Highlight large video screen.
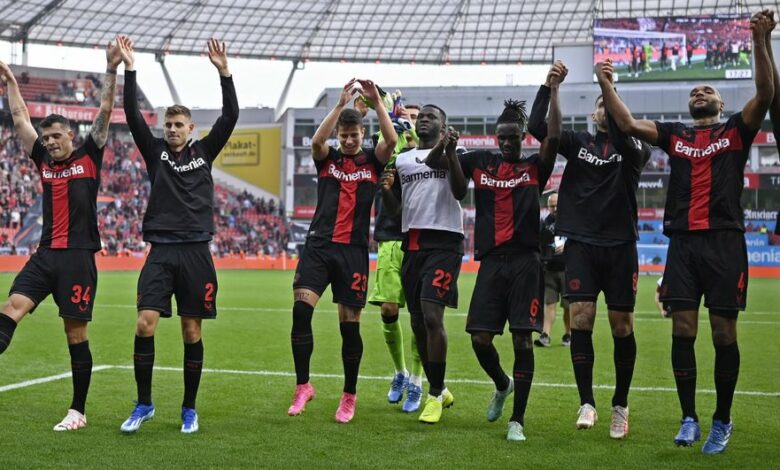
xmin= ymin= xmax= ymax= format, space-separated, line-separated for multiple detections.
xmin=593 ymin=15 xmax=752 ymax=82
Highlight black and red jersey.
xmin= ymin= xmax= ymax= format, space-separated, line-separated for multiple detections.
xmin=124 ymin=70 xmax=239 ymax=242
xmin=655 ymin=113 xmax=756 ymax=235
xmin=308 ymin=147 xmax=383 ymax=246
xmin=458 ymin=151 xmax=552 ymax=260
xmin=31 ymin=135 xmax=103 ymax=251
xmin=528 ymin=85 xmax=652 ymax=244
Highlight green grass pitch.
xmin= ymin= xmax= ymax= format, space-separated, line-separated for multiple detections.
xmin=0 ymin=270 xmax=778 ymax=468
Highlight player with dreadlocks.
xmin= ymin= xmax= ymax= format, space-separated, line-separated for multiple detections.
xmin=424 ymin=86 xmax=562 ymax=440
xmin=528 ymin=60 xmax=652 ymax=439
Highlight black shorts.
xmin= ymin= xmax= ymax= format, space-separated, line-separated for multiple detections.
xmin=293 ymin=238 xmax=369 ymax=308
xmin=564 ymin=239 xmax=638 ymax=311
xmin=401 ymin=249 xmax=462 ymax=313
xmin=10 ymin=248 xmax=97 ymax=321
xmin=137 ymin=242 xmax=218 ymax=318
xmin=660 ymin=230 xmax=747 ymax=312
xmin=466 ymin=253 xmax=543 ymax=334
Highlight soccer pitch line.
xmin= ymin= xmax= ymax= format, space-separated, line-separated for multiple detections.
xmin=2 ymin=364 xmax=778 ymax=398
xmin=0 ymin=365 xmax=113 ymax=393
xmin=98 ymin=304 xmax=780 ymax=324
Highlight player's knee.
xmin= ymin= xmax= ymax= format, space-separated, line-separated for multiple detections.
xmin=181 ymin=319 xmax=201 ymax=344
xmin=292 ymin=301 xmax=314 ymax=334
xmin=64 ymin=324 xmax=88 ymax=344
xmin=422 ymin=312 xmax=443 ymax=332
xmin=571 ymin=312 xmax=594 ymax=331
xmin=609 ymin=316 xmax=633 ymax=337
xmin=512 ymin=332 xmax=533 ymax=351
xmin=470 ymin=332 xmax=493 ymax=351
xmin=2 ymin=296 xmax=31 ymax=319
xmin=380 ymin=303 xmax=398 ymax=318
xmin=135 ymin=313 xmax=157 ymax=336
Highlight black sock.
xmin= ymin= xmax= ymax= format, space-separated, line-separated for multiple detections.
xmin=291 ymin=301 xmax=314 ymax=385
xmin=472 ymin=341 xmax=509 ymax=391
xmin=671 ymin=335 xmax=698 ymax=421
xmin=0 ymin=313 xmax=17 ymax=354
xmin=134 ymin=335 xmax=155 ymax=405
xmin=339 ymin=321 xmax=363 ymax=394
xmin=68 ymin=341 xmax=92 ymax=414
xmin=182 ymin=340 xmax=204 ymax=409
xmin=570 ymin=329 xmax=595 ymax=406
xmin=381 ymin=314 xmax=399 ymax=324
xmin=510 ymin=347 xmax=534 ymax=425
xmin=713 ymin=342 xmax=739 ymax=424
xmin=612 ymin=333 xmax=636 ymax=408
xmin=427 ymin=362 xmax=446 ymax=396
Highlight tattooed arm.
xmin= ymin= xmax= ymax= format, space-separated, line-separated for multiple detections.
xmin=0 ymin=61 xmax=38 ymax=155
xmin=90 ymin=37 xmax=123 ymax=149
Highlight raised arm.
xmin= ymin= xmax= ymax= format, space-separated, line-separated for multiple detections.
xmin=539 ymin=72 xmax=562 ymax=174
xmin=528 ymin=61 xmax=567 ymax=141
xmin=422 ymin=128 xmax=450 ymax=170
xmin=118 ymin=36 xmax=156 ymax=153
xmin=596 ymin=60 xmax=659 ymax=145
xmin=199 ymin=38 xmax=240 ymax=158
xmin=443 ymin=128 xmax=467 ymax=200
xmin=358 ymin=79 xmax=398 ymax=165
xmin=767 ymin=16 xmax=780 ymax=133
xmin=741 ymin=11 xmax=776 ymax=131
xmin=0 ymin=61 xmax=38 ymax=155
xmin=311 ymin=79 xmax=358 ymax=160
xmin=89 ymin=38 xmax=122 ymax=149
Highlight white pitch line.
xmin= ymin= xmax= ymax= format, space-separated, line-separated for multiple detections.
xmin=0 ymin=365 xmax=113 ymax=393
xmin=108 ymin=364 xmax=780 ymax=397
xmin=96 ymin=304 xmax=779 ymax=324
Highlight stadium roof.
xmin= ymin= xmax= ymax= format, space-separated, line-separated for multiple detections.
xmin=0 ymin=0 xmax=769 ymax=65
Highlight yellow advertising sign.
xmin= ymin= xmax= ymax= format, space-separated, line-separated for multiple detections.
xmin=203 ymin=127 xmax=282 ymax=196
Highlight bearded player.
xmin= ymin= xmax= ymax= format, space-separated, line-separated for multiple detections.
xmin=597 ymin=10 xmax=775 ymax=453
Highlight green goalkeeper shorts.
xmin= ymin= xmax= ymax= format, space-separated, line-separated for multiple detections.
xmin=368 ymin=240 xmax=405 ymax=307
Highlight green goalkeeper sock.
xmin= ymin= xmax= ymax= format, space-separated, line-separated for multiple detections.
xmin=382 ymin=315 xmax=406 ymax=373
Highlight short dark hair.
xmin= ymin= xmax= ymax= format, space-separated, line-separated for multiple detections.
xmin=39 ymin=114 xmax=72 ymax=130
xmin=595 ymin=94 xmax=604 ymax=106
xmin=404 ymin=104 xmax=420 ymax=110
xmin=421 ymin=104 xmax=446 ymax=124
xmin=165 ymin=104 xmax=192 ymax=119
xmin=337 ymin=108 xmax=364 ymax=129
xmin=496 ymin=99 xmax=528 ymax=129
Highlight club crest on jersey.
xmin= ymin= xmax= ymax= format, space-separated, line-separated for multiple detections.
xmin=160 ymin=151 xmax=207 ymax=173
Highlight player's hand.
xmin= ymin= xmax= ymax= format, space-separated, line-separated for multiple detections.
xmin=337 ymin=79 xmax=359 ymax=107
xmin=380 ymin=168 xmax=396 ymax=191
xmin=357 ymin=79 xmax=382 ymax=106
xmin=0 ymin=60 xmax=16 ymax=84
xmin=445 ymin=126 xmax=459 ymax=152
xmin=548 ymin=60 xmax=568 ymax=87
xmin=595 ymin=60 xmax=614 ymax=84
xmin=106 ymin=37 xmax=123 ymax=71
xmin=751 ymin=11 xmax=774 ymax=37
xmin=554 ymin=245 xmax=564 ymax=254
xmin=207 ymin=38 xmax=230 ymax=76
xmin=117 ymin=36 xmax=135 ymax=70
